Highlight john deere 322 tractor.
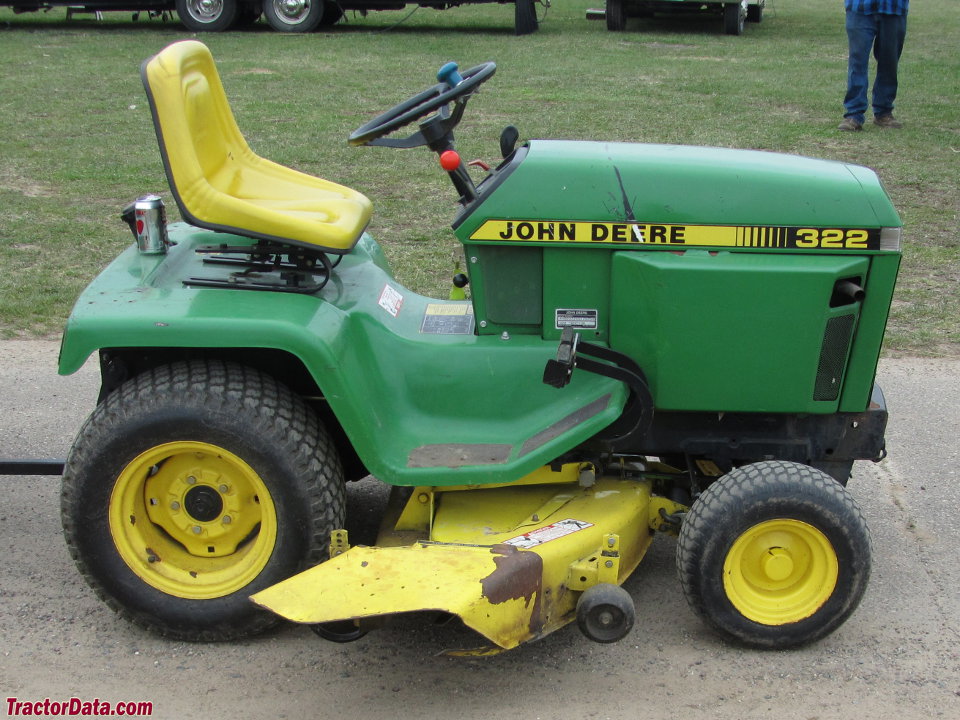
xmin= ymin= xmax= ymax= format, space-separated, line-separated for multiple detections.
xmin=57 ymin=41 xmax=900 ymax=652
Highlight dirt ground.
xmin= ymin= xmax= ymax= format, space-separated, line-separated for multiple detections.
xmin=1 ymin=341 xmax=958 ymax=720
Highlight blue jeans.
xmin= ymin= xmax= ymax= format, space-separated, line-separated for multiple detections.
xmin=843 ymin=11 xmax=908 ymax=123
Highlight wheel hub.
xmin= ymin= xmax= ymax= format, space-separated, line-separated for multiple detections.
xmin=184 ymin=484 xmax=224 ymax=522
xmin=275 ymin=0 xmax=309 ymax=21
xmin=723 ymin=519 xmax=838 ymax=625
xmin=191 ymin=0 xmax=223 ymax=20
xmin=109 ymin=441 xmax=278 ymax=599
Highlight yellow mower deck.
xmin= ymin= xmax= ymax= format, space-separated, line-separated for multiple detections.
xmin=251 ymin=464 xmax=685 ymax=650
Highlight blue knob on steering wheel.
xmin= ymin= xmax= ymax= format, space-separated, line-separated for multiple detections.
xmin=437 ymin=62 xmax=464 ymax=89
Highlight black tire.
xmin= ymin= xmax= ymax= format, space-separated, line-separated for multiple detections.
xmin=605 ymin=0 xmax=627 ymax=32
xmin=234 ymin=2 xmax=262 ymax=26
xmin=676 ymin=461 xmax=871 ymax=648
xmin=176 ymin=0 xmax=238 ymax=31
xmin=746 ymin=2 xmax=762 ymax=22
xmin=514 ymin=0 xmax=537 ymax=36
xmin=722 ymin=2 xmax=745 ymax=35
xmin=576 ymin=583 xmax=635 ymax=643
xmin=61 ymin=360 xmax=345 ymax=641
xmin=319 ymin=0 xmax=343 ymax=26
xmin=262 ymin=0 xmax=325 ymax=32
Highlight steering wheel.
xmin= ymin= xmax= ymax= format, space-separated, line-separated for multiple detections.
xmin=348 ymin=62 xmax=497 ymax=147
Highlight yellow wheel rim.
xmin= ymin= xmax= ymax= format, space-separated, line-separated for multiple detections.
xmin=723 ymin=519 xmax=838 ymax=625
xmin=109 ymin=441 xmax=277 ymax=600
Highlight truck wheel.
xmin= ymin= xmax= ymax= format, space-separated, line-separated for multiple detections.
xmin=723 ymin=2 xmax=745 ymax=35
xmin=176 ymin=0 xmax=238 ymax=31
xmin=61 ymin=360 xmax=344 ymax=641
xmin=262 ymin=0 xmax=325 ymax=32
xmin=676 ymin=461 xmax=871 ymax=648
xmin=605 ymin=0 xmax=627 ymax=31
xmin=514 ymin=0 xmax=538 ymax=35
xmin=746 ymin=2 xmax=762 ymax=22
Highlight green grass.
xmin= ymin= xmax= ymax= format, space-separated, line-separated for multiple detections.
xmin=1 ymin=0 xmax=957 ymax=354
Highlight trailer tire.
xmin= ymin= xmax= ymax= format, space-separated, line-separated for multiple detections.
xmin=723 ymin=2 xmax=745 ymax=35
xmin=176 ymin=0 xmax=238 ymax=31
xmin=61 ymin=360 xmax=344 ymax=641
xmin=514 ymin=0 xmax=538 ymax=35
xmin=676 ymin=461 xmax=871 ymax=648
xmin=606 ymin=0 xmax=627 ymax=31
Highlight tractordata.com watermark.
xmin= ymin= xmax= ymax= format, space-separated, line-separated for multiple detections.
xmin=6 ymin=697 xmax=153 ymax=716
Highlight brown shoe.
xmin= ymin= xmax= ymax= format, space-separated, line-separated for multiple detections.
xmin=838 ymin=117 xmax=863 ymax=132
xmin=873 ymin=114 xmax=903 ymax=129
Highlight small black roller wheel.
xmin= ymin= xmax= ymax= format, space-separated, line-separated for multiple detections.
xmin=677 ymin=461 xmax=871 ymax=648
xmin=310 ymin=620 xmax=367 ymax=643
xmin=576 ymin=583 xmax=636 ymax=643
xmin=61 ymin=360 xmax=345 ymax=641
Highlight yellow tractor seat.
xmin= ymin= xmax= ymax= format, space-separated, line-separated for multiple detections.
xmin=141 ymin=40 xmax=372 ymax=255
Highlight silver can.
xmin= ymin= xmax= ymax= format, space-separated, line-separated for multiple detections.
xmin=134 ymin=194 xmax=168 ymax=255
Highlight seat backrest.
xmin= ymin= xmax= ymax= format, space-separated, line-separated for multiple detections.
xmin=141 ymin=41 xmax=372 ymax=254
xmin=142 ymin=40 xmax=251 ymax=223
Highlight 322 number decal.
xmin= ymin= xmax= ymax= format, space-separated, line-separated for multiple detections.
xmin=795 ymin=228 xmax=870 ymax=249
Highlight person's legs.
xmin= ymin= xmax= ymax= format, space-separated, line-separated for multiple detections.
xmin=843 ymin=10 xmax=877 ymax=125
xmin=872 ymin=13 xmax=907 ymax=119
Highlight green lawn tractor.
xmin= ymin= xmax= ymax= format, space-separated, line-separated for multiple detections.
xmin=58 ymin=40 xmax=901 ymax=653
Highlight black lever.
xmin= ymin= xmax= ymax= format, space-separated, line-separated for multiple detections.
xmin=543 ymin=328 xmax=655 ymax=440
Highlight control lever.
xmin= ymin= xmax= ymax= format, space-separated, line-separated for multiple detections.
xmin=543 ymin=327 xmax=579 ymax=388
xmin=542 ymin=328 xmax=655 ymax=440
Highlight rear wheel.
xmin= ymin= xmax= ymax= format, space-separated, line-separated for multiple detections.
xmin=746 ymin=2 xmax=763 ymax=22
xmin=676 ymin=461 xmax=871 ymax=648
xmin=176 ymin=0 xmax=238 ymax=31
xmin=61 ymin=360 xmax=344 ymax=641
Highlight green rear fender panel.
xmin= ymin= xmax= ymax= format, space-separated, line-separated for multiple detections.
xmin=59 ymin=226 xmax=627 ymax=487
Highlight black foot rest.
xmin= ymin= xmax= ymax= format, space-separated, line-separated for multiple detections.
xmin=184 ymin=241 xmax=340 ymax=294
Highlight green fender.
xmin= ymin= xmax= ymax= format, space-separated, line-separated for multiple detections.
xmin=59 ymin=225 xmax=627 ymax=487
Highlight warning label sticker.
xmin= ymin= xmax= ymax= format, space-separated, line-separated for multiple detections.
xmin=504 ymin=519 xmax=594 ymax=550
xmin=555 ymin=308 xmax=598 ymax=330
xmin=420 ymin=303 xmax=475 ymax=335
xmin=378 ymin=284 xmax=404 ymax=318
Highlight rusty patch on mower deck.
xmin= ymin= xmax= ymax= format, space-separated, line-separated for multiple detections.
xmin=481 ymin=544 xmax=544 ymax=635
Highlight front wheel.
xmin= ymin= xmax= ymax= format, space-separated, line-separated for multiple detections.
xmin=61 ymin=360 xmax=345 ymax=641
xmin=262 ymin=0 xmax=326 ymax=32
xmin=176 ymin=0 xmax=238 ymax=31
xmin=676 ymin=461 xmax=871 ymax=648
